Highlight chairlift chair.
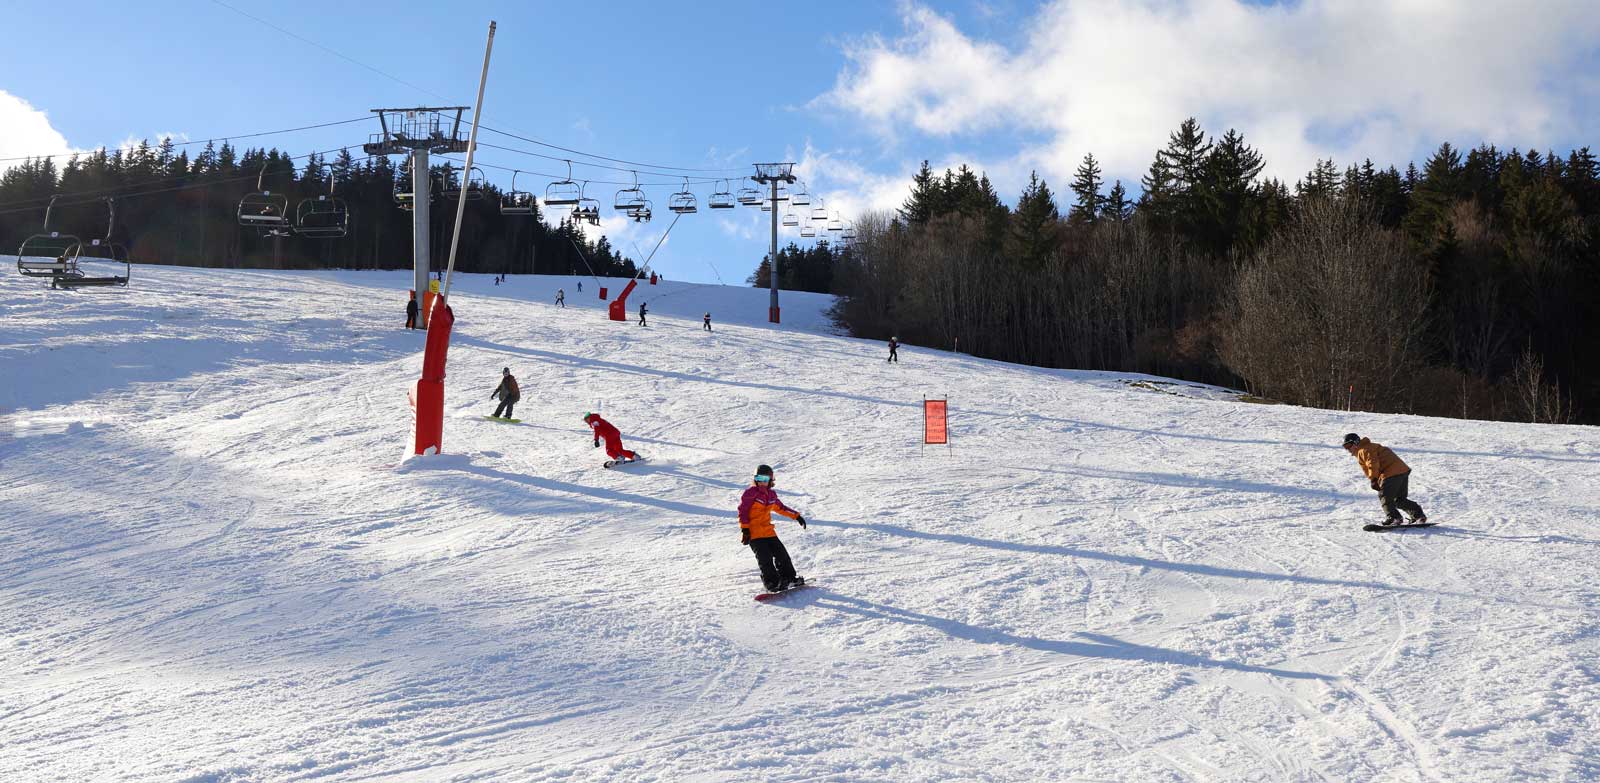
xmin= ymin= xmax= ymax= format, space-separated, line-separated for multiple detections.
xmin=546 ymin=161 xmax=582 ymax=207
xmin=630 ymin=200 xmax=653 ymax=223
xmin=16 ymin=196 xmax=82 ymax=278
xmin=811 ymin=204 xmax=829 ymax=221
xmin=615 ymin=172 xmax=647 ymax=212
xmin=295 ymin=167 xmax=350 ymax=239
xmin=55 ymin=197 xmax=131 ymax=288
xmin=708 ymin=180 xmax=736 ymax=210
xmin=782 ymin=210 xmax=800 ymax=227
xmin=827 ymin=214 xmax=844 ymax=232
xmin=441 ymin=165 xmax=487 ymax=201
xmin=736 ymin=180 xmax=762 ymax=206
xmin=791 ymin=183 xmax=811 ymax=206
xmin=238 ymin=162 xmax=290 ymax=229
xmin=668 ymin=178 xmax=698 ymax=214
xmin=842 ymin=224 xmax=857 ymax=241
xmin=800 ymin=225 xmax=817 ymax=238
xmin=502 ymin=171 xmax=536 ymax=215
xmin=574 ymin=181 xmax=602 ymax=225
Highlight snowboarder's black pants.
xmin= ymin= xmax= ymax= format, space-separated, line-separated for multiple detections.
xmin=888 ymin=347 xmax=898 ymax=362
xmin=1380 ymin=472 xmax=1425 ymax=521
xmin=750 ymin=536 xmax=797 ymax=590
xmin=405 ymin=312 xmax=417 ymax=329
xmin=493 ymin=399 xmax=516 ymax=419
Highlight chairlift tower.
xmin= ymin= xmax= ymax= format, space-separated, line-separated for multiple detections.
xmin=752 ymin=162 xmax=796 ymax=323
xmin=364 ymin=107 xmax=471 ymax=312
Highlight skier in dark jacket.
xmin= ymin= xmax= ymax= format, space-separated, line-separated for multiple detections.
xmin=555 ymin=288 xmax=565 ymax=308
xmin=584 ymin=412 xmax=640 ymax=464
xmin=703 ymin=313 xmax=712 ymax=332
xmin=490 ymin=368 xmax=520 ymax=419
xmin=405 ymin=294 xmax=419 ymax=329
xmin=739 ymin=464 xmax=807 ymax=592
xmin=1343 ymin=433 xmax=1427 ymax=525
xmin=887 ymin=336 xmax=899 ymax=363
xmin=638 ymin=301 xmax=648 ymax=327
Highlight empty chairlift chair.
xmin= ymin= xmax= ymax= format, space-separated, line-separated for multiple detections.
xmin=782 ymin=209 xmax=800 ymax=227
xmin=238 ymin=163 xmax=291 ymax=233
xmin=502 ymin=171 xmax=536 ymax=215
xmin=58 ymin=197 xmax=130 ymax=288
xmin=736 ymin=180 xmax=762 ymax=207
xmin=669 ymin=178 xmax=698 ymax=214
xmin=800 ymin=224 xmax=817 ymax=238
xmin=440 ymin=164 xmax=487 ymax=201
xmin=15 ymin=196 xmax=81 ymax=278
xmin=615 ymin=172 xmax=647 ymax=213
xmin=546 ymin=161 xmax=582 ymax=207
xmin=791 ymin=183 xmax=812 ymax=206
xmin=295 ymin=166 xmax=350 ymax=239
xmin=708 ymin=180 xmax=736 ymax=210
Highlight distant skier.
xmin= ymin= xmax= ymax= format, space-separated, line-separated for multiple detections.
xmin=887 ymin=336 xmax=900 ymax=363
xmin=577 ymin=280 xmax=583 ymax=293
xmin=1343 ymin=433 xmax=1427 ymax=526
xmin=490 ymin=367 xmax=520 ymax=419
xmin=703 ymin=313 xmax=712 ymax=332
xmin=584 ymin=412 xmax=640 ymax=465
xmin=405 ymin=293 xmax=419 ymax=330
xmin=638 ymin=302 xmax=648 ymax=327
xmin=555 ymin=288 xmax=565 ymax=308
xmin=739 ymin=464 xmax=807 ymax=592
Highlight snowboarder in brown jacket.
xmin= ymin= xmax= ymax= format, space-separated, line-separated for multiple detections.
xmin=1343 ymin=433 xmax=1427 ymax=525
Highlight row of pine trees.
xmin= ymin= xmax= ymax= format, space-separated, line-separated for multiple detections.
xmin=831 ymin=119 xmax=1598 ymax=424
xmin=0 ymin=138 xmax=638 ymax=278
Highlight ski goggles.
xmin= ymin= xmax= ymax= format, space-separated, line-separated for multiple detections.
xmin=754 ymin=474 xmax=772 ymax=483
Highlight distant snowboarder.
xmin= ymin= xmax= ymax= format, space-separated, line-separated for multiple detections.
xmin=584 ymin=412 xmax=640 ymax=465
xmin=577 ymin=280 xmax=583 ymax=293
xmin=405 ymin=293 xmax=419 ymax=330
xmin=887 ymin=336 xmax=900 ymax=363
xmin=1343 ymin=433 xmax=1427 ymax=526
xmin=638 ymin=302 xmax=648 ymax=327
xmin=556 ymin=288 xmax=566 ymax=308
xmin=739 ymin=464 xmax=807 ymax=593
xmin=490 ymin=367 xmax=520 ymax=420
xmin=703 ymin=313 xmax=712 ymax=332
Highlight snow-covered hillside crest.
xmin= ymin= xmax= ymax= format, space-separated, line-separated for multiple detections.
xmin=2 ymin=267 xmax=1596 ymax=781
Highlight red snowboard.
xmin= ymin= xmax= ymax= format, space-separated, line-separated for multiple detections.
xmin=755 ymin=584 xmax=813 ymax=602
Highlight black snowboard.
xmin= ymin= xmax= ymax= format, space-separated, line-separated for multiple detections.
xmin=1363 ymin=522 xmax=1438 ymax=532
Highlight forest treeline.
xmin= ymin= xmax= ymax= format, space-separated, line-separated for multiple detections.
xmin=828 ymin=119 xmax=1598 ymax=424
xmin=0 ymin=139 xmax=639 ymax=279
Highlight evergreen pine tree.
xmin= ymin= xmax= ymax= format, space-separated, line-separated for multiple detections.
xmin=1068 ymin=153 xmax=1104 ymax=225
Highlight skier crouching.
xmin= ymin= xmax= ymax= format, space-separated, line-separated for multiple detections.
xmin=1343 ymin=433 xmax=1427 ymax=526
xmin=584 ymin=412 xmax=640 ymax=464
xmin=739 ymin=464 xmax=807 ymax=592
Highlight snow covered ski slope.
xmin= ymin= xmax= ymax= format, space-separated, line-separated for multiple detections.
xmin=2 ymin=267 xmax=1597 ymax=781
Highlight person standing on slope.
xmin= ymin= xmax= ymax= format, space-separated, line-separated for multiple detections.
xmin=490 ymin=367 xmax=520 ymax=420
xmin=1343 ymin=433 xmax=1427 ymax=526
xmin=703 ymin=312 xmax=712 ymax=332
xmin=887 ymin=336 xmax=900 ymax=363
xmin=584 ymin=412 xmax=641 ymax=464
xmin=638 ymin=301 xmax=648 ymax=327
xmin=739 ymin=464 xmax=807 ymax=592
xmin=555 ymin=288 xmax=565 ymax=308
xmin=405 ymin=292 xmax=419 ymax=330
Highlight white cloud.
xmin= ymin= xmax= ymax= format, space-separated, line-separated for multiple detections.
xmin=0 ymin=90 xmax=78 ymax=172
xmin=820 ymin=0 xmax=1600 ymax=188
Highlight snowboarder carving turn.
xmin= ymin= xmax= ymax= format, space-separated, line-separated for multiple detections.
xmin=585 ymin=412 xmax=641 ymax=467
xmin=1343 ymin=433 xmax=1428 ymax=527
xmin=739 ymin=464 xmax=807 ymax=594
xmin=489 ymin=368 xmax=520 ymax=420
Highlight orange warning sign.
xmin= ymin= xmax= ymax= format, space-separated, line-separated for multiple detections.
xmin=924 ymin=399 xmax=948 ymax=445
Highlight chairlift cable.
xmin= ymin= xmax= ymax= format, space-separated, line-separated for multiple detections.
xmin=0 ymin=116 xmax=372 ymax=164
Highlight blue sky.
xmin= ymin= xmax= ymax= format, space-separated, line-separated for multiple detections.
xmin=4 ymin=0 xmax=1598 ymax=283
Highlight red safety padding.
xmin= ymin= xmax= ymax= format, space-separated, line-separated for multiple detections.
xmin=924 ymin=399 xmax=948 ymax=445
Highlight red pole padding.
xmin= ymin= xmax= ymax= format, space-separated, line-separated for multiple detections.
xmin=411 ymin=298 xmax=455 ymax=455
xmin=609 ymin=279 xmax=638 ymax=322
xmin=923 ymin=399 xmax=948 ymax=445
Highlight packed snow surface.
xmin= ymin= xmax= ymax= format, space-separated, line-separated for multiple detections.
xmin=2 ymin=267 xmax=1597 ymax=782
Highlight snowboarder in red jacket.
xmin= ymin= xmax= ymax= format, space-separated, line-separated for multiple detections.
xmin=584 ymin=412 xmax=640 ymax=464
xmin=739 ymin=464 xmax=807 ymax=592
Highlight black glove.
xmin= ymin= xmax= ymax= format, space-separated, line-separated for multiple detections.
xmin=1370 ymin=478 xmax=1381 ymax=492
xmin=796 ymin=515 xmax=807 ymax=529
xmin=594 ymin=439 xmax=600 ymax=448
xmin=740 ymin=528 xmax=751 ymax=546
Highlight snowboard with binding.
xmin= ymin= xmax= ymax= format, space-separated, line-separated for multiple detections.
xmin=755 ymin=583 xmax=812 ymax=602
xmin=482 ymin=416 xmax=522 ymax=423
xmin=1363 ymin=521 xmax=1438 ymax=532
xmin=603 ymin=456 xmax=647 ymax=469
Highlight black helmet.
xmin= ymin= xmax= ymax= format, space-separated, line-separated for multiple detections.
xmin=503 ymin=367 xmax=511 ymax=375
xmin=1342 ymin=433 xmax=1361 ymax=447
xmin=755 ymin=464 xmax=774 ymax=483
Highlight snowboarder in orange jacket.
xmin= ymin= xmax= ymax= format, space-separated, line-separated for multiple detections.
xmin=739 ymin=464 xmax=807 ymax=591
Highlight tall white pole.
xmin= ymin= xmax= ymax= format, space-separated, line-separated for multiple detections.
xmin=441 ymin=20 xmax=497 ymax=303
